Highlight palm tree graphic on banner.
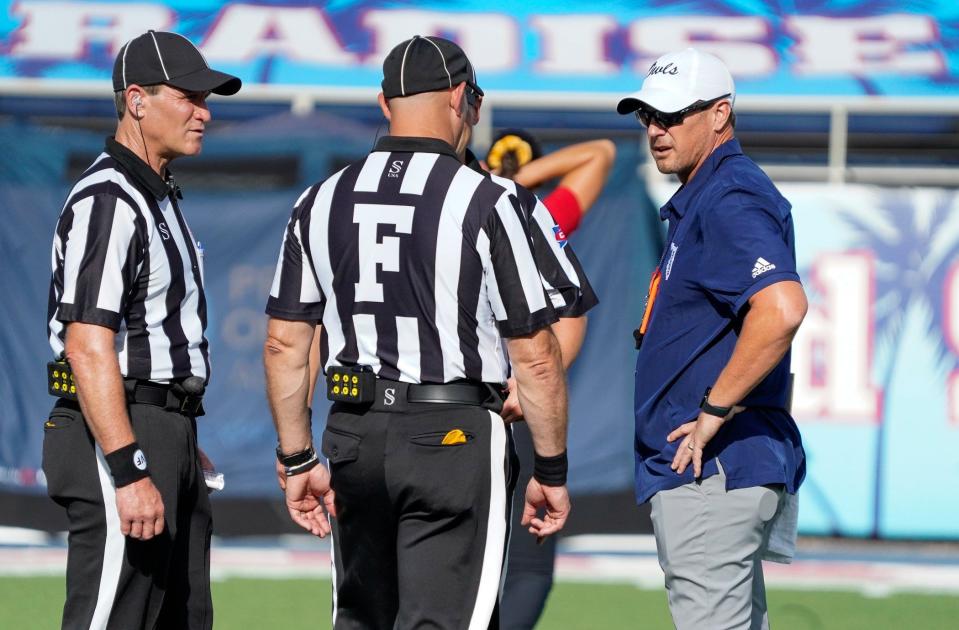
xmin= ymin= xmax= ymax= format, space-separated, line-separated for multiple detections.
xmin=837 ymin=190 xmax=959 ymax=538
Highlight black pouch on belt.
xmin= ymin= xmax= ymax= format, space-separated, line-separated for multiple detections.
xmin=327 ymin=365 xmax=376 ymax=404
xmin=47 ymin=358 xmax=77 ymax=400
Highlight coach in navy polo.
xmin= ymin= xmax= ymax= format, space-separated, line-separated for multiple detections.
xmin=618 ymin=49 xmax=807 ymax=629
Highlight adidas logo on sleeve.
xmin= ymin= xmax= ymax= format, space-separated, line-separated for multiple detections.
xmin=752 ymin=257 xmax=776 ymax=278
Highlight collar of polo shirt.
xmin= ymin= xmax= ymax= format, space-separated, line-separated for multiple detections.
xmin=659 ymin=138 xmax=742 ymax=221
xmin=106 ymin=137 xmax=179 ymax=200
xmin=374 ymin=135 xmax=460 ymax=161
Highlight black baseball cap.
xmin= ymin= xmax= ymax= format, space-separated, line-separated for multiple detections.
xmin=112 ymin=30 xmax=241 ymax=96
xmin=381 ymin=35 xmax=483 ymax=99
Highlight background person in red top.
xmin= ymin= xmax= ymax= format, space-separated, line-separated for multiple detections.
xmin=488 ymin=129 xmax=615 ymax=630
xmin=486 ymin=129 xmax=615 ymax=237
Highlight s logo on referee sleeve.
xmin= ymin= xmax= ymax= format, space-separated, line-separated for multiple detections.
xmin=353 ymin=203 xmax=415 ymax=302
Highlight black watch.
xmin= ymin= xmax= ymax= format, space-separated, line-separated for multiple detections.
xmin=700 ymin=387 xmax=733 ymax=418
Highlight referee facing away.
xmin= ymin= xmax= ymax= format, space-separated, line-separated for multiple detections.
xmin=264 ymin=36 xmax=574 ymax=629
xmin=44 ymin=31 xmax=239 ymax=629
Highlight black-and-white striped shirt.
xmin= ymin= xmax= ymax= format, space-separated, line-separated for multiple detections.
xmin=266 ymin=136 xmax=595 ymax=385
xmin=47 ymin=137 xmax=210 ymax=383
xmin=486 ymin=172 xmax=596 ymax=319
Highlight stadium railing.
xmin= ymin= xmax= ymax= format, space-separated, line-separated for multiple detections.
xmin=2 ymin=79 xmax=958 ymax=187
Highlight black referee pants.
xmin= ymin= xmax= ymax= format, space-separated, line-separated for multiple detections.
xmin=322 ymin=401 xmax=516 ymax=630
xmin=42 ymin=399 xmax=213 ymax=630
xmin=500 ymin=421 xmax=556 ymax=630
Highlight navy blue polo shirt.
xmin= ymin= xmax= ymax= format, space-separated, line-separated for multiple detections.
xmin=633 ymin=139 xmax=806 ymax=504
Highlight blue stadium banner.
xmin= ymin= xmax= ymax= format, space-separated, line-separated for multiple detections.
xmin=785 ymin=185 xmax=959 ymax=539
xmin=1 ymin=0 xmax=959 ymax=97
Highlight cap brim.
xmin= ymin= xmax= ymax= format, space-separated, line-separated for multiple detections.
xmin=616 ymin=88 xmax=696 ymax=115
xmin=167 ymin=67 xmax=242 ymax=96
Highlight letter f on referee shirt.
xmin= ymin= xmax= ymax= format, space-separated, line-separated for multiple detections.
xmin=353 ymin=203 xmax=415 ymax=302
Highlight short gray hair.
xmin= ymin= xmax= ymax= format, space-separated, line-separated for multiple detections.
xmin=114 ymin=84 xmax=162 ymax=121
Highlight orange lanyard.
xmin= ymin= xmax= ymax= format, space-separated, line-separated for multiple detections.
xmin=639 ymin=268 xmax=662 ymax=337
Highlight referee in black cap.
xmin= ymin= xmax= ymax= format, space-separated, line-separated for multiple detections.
xmin=265 ymin=35 xmax=586 ymax=629
xmin=43 ymin=30 xmax=239 ymax=630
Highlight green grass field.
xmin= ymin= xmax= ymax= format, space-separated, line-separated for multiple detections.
xmin=4 ymin=577 xmax=958 ymax=629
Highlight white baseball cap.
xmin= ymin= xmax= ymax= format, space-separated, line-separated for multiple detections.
xmin=617 ymin=48 xmax=735 ymax=115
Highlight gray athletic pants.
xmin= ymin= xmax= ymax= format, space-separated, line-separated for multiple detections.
xmin=650 ymin=463 xmax=784 ymax=630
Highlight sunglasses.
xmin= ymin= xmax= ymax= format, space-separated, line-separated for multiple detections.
xmin=465 ymin=83 xmax=482 ymax=109
xmin=634 ymin=93 xmax=731 ymax=129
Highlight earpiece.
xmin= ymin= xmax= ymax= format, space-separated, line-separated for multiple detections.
xmin=131 ymin=92 xmax=150 ymax=170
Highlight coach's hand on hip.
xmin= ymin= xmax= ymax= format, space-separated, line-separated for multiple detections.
xmin=284 ymin=464 xmax=337 ymax=538
xmin=116 ymin=477 xmax=165 ymax=540
xmin=667 ymin=406 xmax=744 ymax=478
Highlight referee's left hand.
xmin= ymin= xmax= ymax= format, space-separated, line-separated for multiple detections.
xmin=521 ymin=479 xmax=570 ymax=539
xmin=284 ymin=464 xmax=337 ymax=538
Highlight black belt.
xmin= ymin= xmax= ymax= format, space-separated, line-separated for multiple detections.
xmin=409 ymin=382 xmax=502 ymax=404
xmin=355 ymin=379 xmax=505 ymax=413
xmin=124 ymin=379 xmax=205 ymax=417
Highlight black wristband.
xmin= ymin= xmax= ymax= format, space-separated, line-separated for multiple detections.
xmin=533 ymin=450 xmax=568 ymax=487
xmin=700 ymin=387 xmax=733 ymax=418
xmin=276 ymin=444 xmax=316 ymax=467
xmin=104 ymin=442 xmax=150 ymax=488
xmin=284 ymin=454 xmax=320 ymax=477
